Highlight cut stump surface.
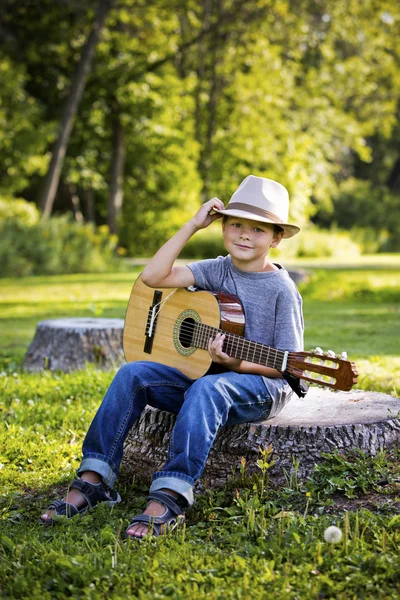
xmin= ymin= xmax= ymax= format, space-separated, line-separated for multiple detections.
xmin=23 ymin=318 xmax=124 ymax=372
xmin=123 ymin=388 xmax=400 ymax=487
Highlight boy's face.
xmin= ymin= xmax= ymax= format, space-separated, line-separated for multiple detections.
xmin=222 ymin=216 xmax=283 ymax=270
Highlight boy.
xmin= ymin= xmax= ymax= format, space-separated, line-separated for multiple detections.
xmin=41 ymin=175 xmax=304 ymax=538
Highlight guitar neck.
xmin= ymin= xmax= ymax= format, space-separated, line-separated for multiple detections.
xmin=193 ymin=323 xmax=286 ymax=371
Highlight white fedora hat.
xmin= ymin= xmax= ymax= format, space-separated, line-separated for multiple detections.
xmin=214 ymin=175 xmax=300 ymax=238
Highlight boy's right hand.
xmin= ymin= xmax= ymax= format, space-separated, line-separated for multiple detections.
xmin=190 ymin=197 xmax=225 ymax=230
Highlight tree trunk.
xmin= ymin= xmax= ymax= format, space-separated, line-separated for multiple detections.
xmin=198 ymin=1 xmax=224 ymax=200
xmin=23 ymin=318 xmax=124 ymax=372
xmin=69 ymin=184 xmax=84 ymax=222
xmin=39 ymin=0 xmax=114 ymax=218
xmin=107 ymin=110 xmax=125 ymax=234
xmin=123 ymin=389 xmax=400 ymax=489
xmin=194 ymin=0 xmax=212 ymax=147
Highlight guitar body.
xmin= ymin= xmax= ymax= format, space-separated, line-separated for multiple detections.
xmin=123 ymin=275 xmax=245 ymax=379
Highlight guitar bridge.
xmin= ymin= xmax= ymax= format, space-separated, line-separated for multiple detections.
xmin=144 ymin=290 xmax=162 ymax=354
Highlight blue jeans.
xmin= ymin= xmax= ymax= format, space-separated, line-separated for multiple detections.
xmin=78 ymin=361 xmax=274 ymax=505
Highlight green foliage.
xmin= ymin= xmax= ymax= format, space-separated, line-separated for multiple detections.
xmin=300 ymin=268 xmax=400 ymax=304
xmin=307 ymin=450 xmax=394 ymax=499
xmin=0 ymin=54 xmax=52 ymax=193
xmin=273 ymin=228 xmax=361 ymax=259
xmin=0 ymin=195 xmax=40 ymax=226
xmin=1 ymin=0 xmax=400 ymax=251
xmin=315 ymin=178 xmax=400 ymax=252
xmin=0 ymin=215 xmax=119 ymax=277
xmin=179 ymin=222 xmax=227 ymax=259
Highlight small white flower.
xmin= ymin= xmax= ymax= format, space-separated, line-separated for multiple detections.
xmin=324 ymin=526 xmax=343 ymax=543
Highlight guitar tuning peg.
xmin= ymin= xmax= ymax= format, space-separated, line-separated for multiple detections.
xmin=326 ymin=350 xmax=336 ymax=358
xmin=340 ymin=351 xmax=348 ymax=360
xmin=315 ymin=347 xmax=323 ymax=355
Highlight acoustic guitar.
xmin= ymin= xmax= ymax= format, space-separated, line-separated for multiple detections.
xmin=123 ymin=276 xmax=358 ymax=394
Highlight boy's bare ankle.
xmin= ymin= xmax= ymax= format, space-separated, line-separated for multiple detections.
xmin=159 ymin=488 xmax=178 ymax=498
xmin=80 ymin=471 xmax=102 ymax=484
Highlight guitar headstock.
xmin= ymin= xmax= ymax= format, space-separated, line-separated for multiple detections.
xmin=287 ymin=347 xmax=358 ymax=391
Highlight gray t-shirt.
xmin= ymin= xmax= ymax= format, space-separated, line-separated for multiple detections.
xmin=188 ymin=255 xmax=304 ymax=418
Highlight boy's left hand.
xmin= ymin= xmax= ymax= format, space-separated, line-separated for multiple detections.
xmin=208 ymin=333 xmax=242 ymax=370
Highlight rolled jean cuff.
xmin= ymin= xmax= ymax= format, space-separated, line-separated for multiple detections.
xmin=150 ymin=473 xmax=194 ymax=506
xmin=77 ymin=456 xmax=118 ymax=489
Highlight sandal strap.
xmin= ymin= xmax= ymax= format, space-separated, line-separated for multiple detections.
xmin=47 ymin=499 xmax=81 ymax=517
xmin=147 ymin=491 xmax=184 ymax=517
xmin=125 ymin=491 xmax=185 ymax=538
xmin=69 ymin=478 xmax=111 ymax=508
xmin=127 ymin=514 xmax=162 ymax=536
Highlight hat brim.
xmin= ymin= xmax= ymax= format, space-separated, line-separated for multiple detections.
xmin=213 ymin=208 xmax=300 ymax=239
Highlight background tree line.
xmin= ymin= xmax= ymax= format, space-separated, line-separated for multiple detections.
xmin=1 ymin=0 xmax=399 ymax=262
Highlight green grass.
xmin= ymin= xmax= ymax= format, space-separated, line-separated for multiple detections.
xmin=1 ymin=256 xmax=400 ymax=598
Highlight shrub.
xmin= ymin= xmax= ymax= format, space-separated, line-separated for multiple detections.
xmin=0 ymin=214 xmax=119 ymax=277
xmin=0 ymin=196 xmax=40 ymax=227
xmin=284 ymin=228 xmax=361 ymax=259
xmin=179 ymin=224 xmax=226 ymax=259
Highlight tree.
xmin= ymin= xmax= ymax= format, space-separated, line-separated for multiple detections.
xmin=39 ymin=0 xmax=114 ymax=218
xmin=107 ymin=103 xmax=125 ymax=234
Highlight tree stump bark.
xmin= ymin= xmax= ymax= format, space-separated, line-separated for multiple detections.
xmin=23 ymin=318 xmax=124 ymax=372
xmin=123 ymin=388 xmax=400 ymax=488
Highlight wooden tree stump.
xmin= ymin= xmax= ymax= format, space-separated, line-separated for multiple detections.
xmin=23 ymin=318 xmax=124 ymax=372
xmin=123 ymin=388 xmax=400 ymax=488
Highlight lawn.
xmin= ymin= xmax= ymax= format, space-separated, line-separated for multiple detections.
xmin=0 ymin=256 xmax=400 ymax=598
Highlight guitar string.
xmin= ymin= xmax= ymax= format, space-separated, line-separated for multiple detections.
xmin=139 ymin=317 xmax=342 ymax=380
xmin=143 ymin=316 xmax=337 ymax=365
xmin=138 ymin=318 xmax=340 ymax=383
xmin=135 ymin=318 xmax=341 ymax=383
xmin=149 ymin=288 xmax=179 ymax=321
xmin=140 ymin=316 xmax=287 ymax=366
xmin=143 ymin=315 xmax=285 ymax=357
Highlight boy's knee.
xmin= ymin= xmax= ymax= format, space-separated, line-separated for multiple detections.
xmin=187 ymin=375 xmax=232 ymax=407
xmin=116 ymin=361 xmax=150 ymax=379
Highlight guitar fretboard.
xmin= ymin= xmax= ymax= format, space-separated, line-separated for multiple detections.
xmin=191 ymin=322 xmax=286 ymax=370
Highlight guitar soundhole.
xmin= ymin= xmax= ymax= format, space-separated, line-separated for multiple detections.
xmin=179 ymin=318 xmax=196 ymax=348
xmin=173 ymin=308 xmax=200 ymax=356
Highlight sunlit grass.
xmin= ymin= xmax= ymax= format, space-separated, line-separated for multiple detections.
xmin=1 ymin=258 xmax=400 ymax=598
xmin=0 ymin=271 xmax=140 ymax=361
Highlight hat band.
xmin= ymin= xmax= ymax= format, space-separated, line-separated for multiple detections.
xmin=226 ymin=202 xmax=284 ymax=224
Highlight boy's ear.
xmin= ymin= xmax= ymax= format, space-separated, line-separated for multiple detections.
xmin=271 ymin=231 xmax=284 ymax=248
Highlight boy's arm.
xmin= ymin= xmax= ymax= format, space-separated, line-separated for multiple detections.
xmin=141 ymin=197 xmax=224 ymax=289
xmin=232 ymin=361 xmax=283 ymax=378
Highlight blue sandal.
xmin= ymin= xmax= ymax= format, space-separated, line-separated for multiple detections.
xmin=125 ymin=491 xmax=186 ymax=539
xmin=40 ymin=478 xmax=121 ymax=524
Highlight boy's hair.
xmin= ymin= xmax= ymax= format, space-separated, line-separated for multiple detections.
xmin=222 ymin=214 xmax=283 ymax=235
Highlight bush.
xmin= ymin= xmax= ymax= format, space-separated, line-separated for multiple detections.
xmin=180 ymin=224 xmax=362 ymax=260
xmin=283 ymin=227 xmax=361 ymax=259
xmin=0 ymin=214 xmax=119 ymax=277
xmin=0 ymin=196 xmax=40 ymax=227
xmin=179 ymin=223 xmax=226 ymax=259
